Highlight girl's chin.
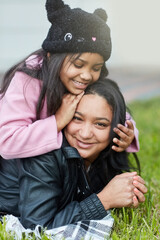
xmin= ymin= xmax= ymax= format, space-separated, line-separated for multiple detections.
xmin=69 ymin=89 xmax=84 ymax=95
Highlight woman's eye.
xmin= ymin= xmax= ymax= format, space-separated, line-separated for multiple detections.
xmin=73 ymin=116 xmax=82 ymax=121
xmin=96 ymin=122 xmax=107 ymax=127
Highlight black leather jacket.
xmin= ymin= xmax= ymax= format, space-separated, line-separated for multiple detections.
xmin=0 ymin=141 xmax=107 ymax=229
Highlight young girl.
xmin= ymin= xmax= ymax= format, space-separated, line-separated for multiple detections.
xmin=0 ymin=0 xmax=139 ymax=159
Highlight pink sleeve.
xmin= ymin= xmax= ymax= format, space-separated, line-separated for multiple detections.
xmin=0 ymin=72 xmax=62 ymax=159
xmin=125 ymin=112 xmax=140 ymax=153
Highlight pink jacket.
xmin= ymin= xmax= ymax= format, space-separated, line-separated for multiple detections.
xmin=125 ymin=112 xmax=139 ymax=153
xmin=0 ymin=56 xmax=139 ymax=159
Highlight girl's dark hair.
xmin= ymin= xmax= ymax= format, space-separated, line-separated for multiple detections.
xmin=0 ymin=49 xmax=108 ymax=120
xmin=84 ymin=78 xmax=140 ymax=183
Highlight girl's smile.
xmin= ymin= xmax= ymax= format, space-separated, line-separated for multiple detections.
xmin=72 ymin=79 xmax=88 ymax=89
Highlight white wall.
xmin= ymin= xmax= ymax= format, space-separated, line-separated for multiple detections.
xmin=0 ymin=0 xmax=160 ymax=72
xmin=0 ymin=0 xmax=49 ymax=71
xmin=106 ymin=0 xmax=160 ymax=69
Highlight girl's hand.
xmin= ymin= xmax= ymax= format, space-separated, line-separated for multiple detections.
xmin=55 ymin=92 xmax=84 ymax=132
xmin=112 ymin=120 xmax=134 ymax=152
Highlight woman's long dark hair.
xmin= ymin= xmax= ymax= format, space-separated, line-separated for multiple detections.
xmin=84 ymin=78 xmax=140 ymax=184
xmin=0 ymin=49 xmax=108 ymax=120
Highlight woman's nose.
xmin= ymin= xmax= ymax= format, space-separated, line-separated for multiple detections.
xmin=79 ymin=123 xmax=93 ymax=139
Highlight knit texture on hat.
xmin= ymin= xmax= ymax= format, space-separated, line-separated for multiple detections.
xmin=42 ymin=0 xmax=111 ymax=61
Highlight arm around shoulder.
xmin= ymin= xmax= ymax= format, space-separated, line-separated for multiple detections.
xmin=0 ymin=71 xmax=62 ymax=159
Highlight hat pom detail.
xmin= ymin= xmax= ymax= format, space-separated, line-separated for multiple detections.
xmin=94 ymin=8 xmax=108 ymax=22
xmin=46 ymin=0 xmax=70 ymax=23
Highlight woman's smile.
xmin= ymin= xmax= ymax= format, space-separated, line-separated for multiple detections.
xmin=76 ymin=138 xmax=95 ymax=149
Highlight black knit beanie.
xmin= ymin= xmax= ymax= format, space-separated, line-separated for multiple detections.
xmin=42 ymin=0 xmax=112 ymax=61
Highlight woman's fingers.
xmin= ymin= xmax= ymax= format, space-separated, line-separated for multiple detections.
xmin=133 ymin=187 xmax=146 ymax=203
xmin=132 ymin=195 xmax=139 ymax=208
xmin=133 ymin=180 xmax=148 ymax=194
xmin=133 ymin=175 xmax=145 ymax=185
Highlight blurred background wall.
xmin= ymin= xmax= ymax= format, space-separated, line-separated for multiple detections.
xmin=0 ymin=0 xmax=160 ymax=101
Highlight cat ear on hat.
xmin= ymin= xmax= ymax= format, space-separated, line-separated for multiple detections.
xmin=45 ymin=0 xmax=70 ymax=23
xmin=93 ymin=8 xmax=108 ymax=22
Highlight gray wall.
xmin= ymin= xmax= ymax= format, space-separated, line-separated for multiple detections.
xmin=0 ymin=0 xmax=160 ymax=72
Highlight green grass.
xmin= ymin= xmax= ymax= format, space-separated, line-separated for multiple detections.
xmin=112 ymin=97 xmax=160 ymax=239
xmin=0 ymin=97 xmax=160 ymax=239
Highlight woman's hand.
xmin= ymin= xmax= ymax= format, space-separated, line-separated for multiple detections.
xmin=55 ymin=92 xmax=84 ymax=132
xmin=112 ymin=120 xmax=134 ymax=152
xmin=97 ymin=172 xmax=147 ymax=210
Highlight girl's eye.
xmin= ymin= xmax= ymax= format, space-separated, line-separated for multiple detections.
xmin=93 ymin=67 xmax=102 ymax=72
xmin=74 ymin=64 xmax=83 ymax=69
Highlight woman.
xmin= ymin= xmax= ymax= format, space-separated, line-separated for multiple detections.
xmin=0 ymin=78 xmax=147 ymax=231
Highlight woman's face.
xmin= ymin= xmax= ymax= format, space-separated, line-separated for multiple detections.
xmin=64 ymin=94 xmax=113 ymax=164
xmin=60 ymin=53 xmax=104 ymax=95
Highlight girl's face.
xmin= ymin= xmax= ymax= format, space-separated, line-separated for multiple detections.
xmin=60 ymin=53 xmax=104 ymax=95
xmin=64 ymin=94 xmax=113 ymax=165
